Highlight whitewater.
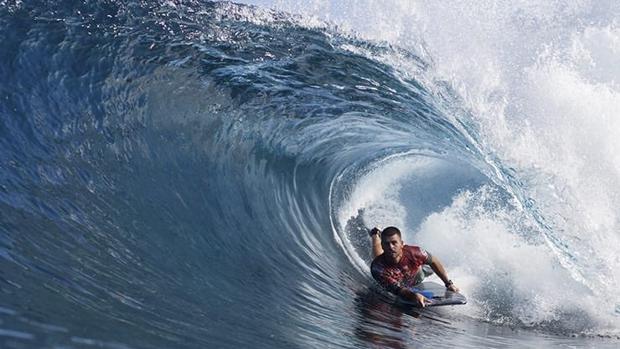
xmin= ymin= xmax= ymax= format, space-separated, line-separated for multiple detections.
xmin=1 ymin=0 xmax=619 ymax=348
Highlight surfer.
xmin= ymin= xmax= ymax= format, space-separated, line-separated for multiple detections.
xmin=369 ymin=226 xmax=459 ymax=308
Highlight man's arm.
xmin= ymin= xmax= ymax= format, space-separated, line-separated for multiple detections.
xmin=369 ymin=227 xmax=383 ymax=258
xmin=371 ymin=261 xmax=432 ymax=308
xmin=429 ymin=255 xmax=460 ymax=292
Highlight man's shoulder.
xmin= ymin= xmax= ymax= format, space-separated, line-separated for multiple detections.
xmin=370 ymin=254 xmax=384 ymax=269
xmin=370 ymin=255 xmax=385 ymax=280
xmin=403 ymin=244 xmax=422 ymax=253
xmin=403 ymin=245 xmax=429 ymax=261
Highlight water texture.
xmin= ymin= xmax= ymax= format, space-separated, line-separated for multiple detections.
xmin=1 ymin=1 xmax=619 ymax=348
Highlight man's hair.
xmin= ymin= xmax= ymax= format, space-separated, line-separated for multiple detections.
xmin=381 ymin=226 xmax=401 ymax=240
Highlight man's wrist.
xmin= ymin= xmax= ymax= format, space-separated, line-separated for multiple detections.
xmin=444 ymin=280 xmax=454 ymax=288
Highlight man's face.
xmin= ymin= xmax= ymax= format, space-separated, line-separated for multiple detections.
xmin=381 ymin=234 xmax=403 ymax=263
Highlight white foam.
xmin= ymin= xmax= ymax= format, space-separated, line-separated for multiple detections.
xmin=416 ymin=187 xmax=597 ymax=329
xmin=240 ymin=0 xmax=620 ymax=334
xmin=409 ymin=6 xmax=620 ymax=325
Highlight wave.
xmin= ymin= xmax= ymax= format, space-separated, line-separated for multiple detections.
xmin=1 ymin=1 xmax=619 ymax=347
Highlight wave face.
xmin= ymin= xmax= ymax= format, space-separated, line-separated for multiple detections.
xmin=1 ymin=1 xmax=619 ymax=348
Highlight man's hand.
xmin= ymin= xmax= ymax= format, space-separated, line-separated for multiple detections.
xmin=399 ymin=288 xmax=432 ymax=307
xmin=414 ymin=293 xmax=432 ymax=308
xmin=446 ymin=283 xmax=460 ymax=293
xmin=369 ymin=227 xmax=380 ymax=237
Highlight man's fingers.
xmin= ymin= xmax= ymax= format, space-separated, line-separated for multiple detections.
xmin=368 ymin=227 xmax=380 ymax=237
xmin=416 ymin=295 xmax=430 ymax=308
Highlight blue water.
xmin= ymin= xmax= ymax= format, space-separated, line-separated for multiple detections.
xmin=1 ymin=1 xmax=619 ymax=348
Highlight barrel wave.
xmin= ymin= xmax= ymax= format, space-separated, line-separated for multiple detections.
xmin=1 ymin=1 xmax=619 ymax=348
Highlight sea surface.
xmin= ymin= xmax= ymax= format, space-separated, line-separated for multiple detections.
xmin=1 ymin=1 xmax=620 ymax=348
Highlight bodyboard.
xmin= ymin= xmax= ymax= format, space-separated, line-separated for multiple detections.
xmin=401 ymin=281 xmax=467 ymax=307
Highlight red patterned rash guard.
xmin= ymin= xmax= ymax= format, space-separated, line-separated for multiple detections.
xmin=371 ymin=245 xmax=432 ymax=294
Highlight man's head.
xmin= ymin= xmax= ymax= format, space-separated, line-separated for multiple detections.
xmin=381 ymin=226 xmax=404 ymax=263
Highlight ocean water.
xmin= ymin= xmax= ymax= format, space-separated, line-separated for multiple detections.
xmin=1 ymin=1 xmax=619 ymax=348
